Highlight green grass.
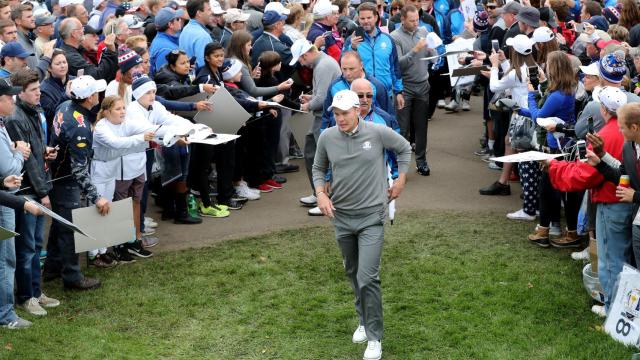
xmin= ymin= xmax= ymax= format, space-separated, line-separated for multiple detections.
xmin=1 ymin=210 xmax=637 ymax=359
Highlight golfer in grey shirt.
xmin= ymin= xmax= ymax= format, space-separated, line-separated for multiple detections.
xmin=312 ymin=90 xmax=412 ymax=360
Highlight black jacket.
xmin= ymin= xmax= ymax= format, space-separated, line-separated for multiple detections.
xmin=60 ymin=42 xmax=118 ymax=82
xmin=5 ymin=98 xmax=52 ymax=199
xmin=154 ymin=65 xmax=200 ymax=100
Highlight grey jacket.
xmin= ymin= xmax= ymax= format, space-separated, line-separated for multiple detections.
xmin=308 ymin=52 xmax=341 ymax=116
xmin=235 ymin=60 xmax=279 ymax=98
xmin=313 ymin=120 xmax=411 ymax=212
xmin=17 ymin=30 xmax=37 ymax=71
xmin=243 ymin=3 xmax=264 ymax=33
xmin=390 ymin=25 xmax=432 ymax=96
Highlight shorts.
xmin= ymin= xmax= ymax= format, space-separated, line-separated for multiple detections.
xmin=114 ymin=174 xmax=145 ymax=202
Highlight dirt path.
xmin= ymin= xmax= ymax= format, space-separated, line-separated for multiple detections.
xmin=152 ymin=98 xmax=522 ymax=252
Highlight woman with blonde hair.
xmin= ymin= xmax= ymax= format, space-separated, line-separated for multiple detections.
xmin=284 ymin=3 xmax=306 ymax=42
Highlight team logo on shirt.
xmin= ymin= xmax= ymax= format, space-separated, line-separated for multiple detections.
xmin=53 ymin=112 xmax=63 ymax=136
xmin=380 ymin=41 xmax=387 ymax=49
xmin=362 ymin=141 xmax=372 ymax=150
xmin=73 ymin=111 xmax=85 ymax=127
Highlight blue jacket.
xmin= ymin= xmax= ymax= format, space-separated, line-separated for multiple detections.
xmin=343 ymin=28 xmax=403 ymax=96
xmin=320 ymin=74 xmax=390 ymax=130
xmin=150 ymin=31 xmax=180 ymax=76
xmin=251 ymin=32 xmax=294 ymax=81
xmin=179 ymin=20 xmax=213 ymax=69
xmin=522 ymin=90 xmax=575 ymax=149
xmin=220 ymin=27 xmax=233 ymax=48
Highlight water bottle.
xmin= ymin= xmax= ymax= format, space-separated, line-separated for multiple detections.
xmin=187 ymin=194 xmax=199 ymax=218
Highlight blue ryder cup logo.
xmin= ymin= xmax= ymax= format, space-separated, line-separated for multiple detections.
xmin=623 ymin=288 xmax=640 ymax=320
xmin=380 ymin=42 xmax=387 ymax=49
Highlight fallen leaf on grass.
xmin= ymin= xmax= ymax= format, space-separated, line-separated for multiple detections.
xmin=527 ymin=283 xmax=534 ymax=289
xmin=262 ymin=349 xmax=267 ymax=354
xmin=4 ymin=343 xmax=12 ymax=351
xmin=258 ymin=256 xmax=267 ymax=263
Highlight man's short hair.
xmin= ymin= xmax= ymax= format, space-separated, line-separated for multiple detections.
xmin=584 ymin=1 xmax=602 ymax=17
xmin=0 ymin=19 xmax=14 ymax=34
xmin=66 ymin=3 xmax=84 ymax=18
xmin=618 ymin=102 xmax=640 ymax=127
xmin=400 ymin=4 xmax=417 ymax=18
xmin=357 ymin=2 xmax=378 ymax=17
xmin=0 ymin=0 xmax=9 ymax=9
xmin=10 ymin=68 xmax=38 ymax=90
xmin=341 ymin=50 xmax=362 ymax=64
xmin=186 ymin=0 xmax=207 ymax=19
xmin=334 ymin=0 xmax=349 ymax=14
xmin=59 ymin=18 xmax=78 ymax=40
xmin=11 ymin=3 xmax=32 ymax=22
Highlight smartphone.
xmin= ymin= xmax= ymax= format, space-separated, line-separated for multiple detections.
xmin=574 ymin=23 xmax=584 ymax=32
xmin=77 ymin=68 xmax=84 ymax=77
xmin=577 ymin=140 xmax=588 ymax=162
xmin=528 ymin=66 xmax=539 ymax=88
xmin=355 ymin=26 xmax=365 ymax=38
xmin=491 ymin=39 xmax=499 ymax=52
xmin=587 ymin=116 xmax=594 ymax=134
xmin=322 ymin=30 xmax=332 ymax=38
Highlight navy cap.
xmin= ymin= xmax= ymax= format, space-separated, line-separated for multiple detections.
xmin=155 ymin=7 xmax=185 ymax=28
xmin=0 ymin=79 xmax=20 ymax=96
xmin=1 ymin=42 xmax=33 ymax=59
xmin=35 ymin=14 xmax=56 ymax=27
xmin=262 ymin=10 xmax=287 ymax=26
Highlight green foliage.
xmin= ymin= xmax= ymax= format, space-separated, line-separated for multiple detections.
xmin=1 ymin=211 xmax=636 ymax=359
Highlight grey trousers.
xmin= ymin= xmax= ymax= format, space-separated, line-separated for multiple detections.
xmin=333 ymin=207 xmax=385 ymax=341
xmin=304 ymin=116 xmax=322 ymax=192
xmin=277 ymin=109 xmax=293 ymax=164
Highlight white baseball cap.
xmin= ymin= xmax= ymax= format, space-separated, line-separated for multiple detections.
xmin=92 ymin=0 xmax=106 ymax=8
xmin=532 ymin=26 xmax=554 ymax=43
xmin=598 ymin=86 xmax=627 ymax=112
xmin=224 ymin=8 xmax=250 ymax=23
xmin=576 ymin=29 xmax=611 ymax=44
xmin=328 ymin=90 xmax=360 ymax=111
xmin=70 ymin=75 xmax=107 ymax=100
xmin=313 ymin=0 xmax=339 ymax=18
xmin=579 ymin=62 xmax=599 ymax=76
xmin=211 ymin=0 xmax=225 ymax=15
xmin=265 ymin=1 xmax=290 ymax=15
xmin=59 ymin=0 xmax=83 ymax=7
xmin=289 ymin=39 xmax=314 ymax=66
xmin=505 ymin=34 xmax=534 ymax=55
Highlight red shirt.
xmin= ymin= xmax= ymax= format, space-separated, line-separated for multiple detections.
xmin=591 ymin=117 xmax=625 ymax=203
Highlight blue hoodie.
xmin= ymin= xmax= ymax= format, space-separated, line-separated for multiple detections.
xmin=149 ymin=31 xmax=180 ymax=76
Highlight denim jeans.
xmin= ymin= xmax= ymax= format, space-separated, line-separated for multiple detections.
xmin=15 ymin=210 xmax=45 ymax=303
xmin=596 ymin=202 xmax=634 ymax=310
xmin=0 ymin=205 xmax=17 ymax=324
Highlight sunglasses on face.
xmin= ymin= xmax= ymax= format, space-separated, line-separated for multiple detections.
xmin=357 ymin=93 xmax=374 ymax=99
xmin=391 ymin=6 xmax=400 ymax=10
xmin=487 ymin=5 xmax=497 ymax=9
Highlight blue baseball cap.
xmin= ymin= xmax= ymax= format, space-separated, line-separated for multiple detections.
xmin=1 ymin=42 xmax=33 ymax=59
xmin=262 ymin=10 xmax=287 ymax=26
xmin=155 ymin=7 xmax=185 ymax=28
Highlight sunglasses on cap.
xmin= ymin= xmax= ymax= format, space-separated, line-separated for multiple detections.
xmin=357 ymin=93 xmax=374 ymax=99
xmin=170 ymin=49 xmax=187 ymax=55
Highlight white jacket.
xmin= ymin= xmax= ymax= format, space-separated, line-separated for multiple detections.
xmin=116 ymin=100 xmax=196 ymax=181
xmin=490 ymin=62 xmax=530 ymax=109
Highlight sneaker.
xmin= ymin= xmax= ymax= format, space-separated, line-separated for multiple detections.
xmin=113 ymin=245 xmax=136 ymax=264
xmin=352 ymin=325 xmax=367 ymax=343
xmin=571 ymin=247 xmax=590 ymax=261
xmin=591 ymin=304 xmax=606 ymax=318
xmin=488 ymin=161 xmax=502 ymax=170
xmin=264 ymin=179 xmax=283 ymax=189
xmin=89 ymin=253 xmax=117 ymax=268
xmin=363 ymin=340 xmax=382 ymax=360
xmin=436 ymin=99 xmax=446 ymax=108
xmin=231 ymin=192 xmax=249 ymax=203
xmin=479 ymin=181 xmax=511 ymax=196
xmin=461 ymin=99 xmax=471 ymax=111
xmin=272 ymin=174 xmax=287 ymax=184
xmin=256 ymin=183 xmax=273 ymax=192
xmin=220 ymin=199 xmax=244 ymax=210
xmin=289 ymin=149 xmax=304 ymax=159
xmin=416 ymin=163 xmax=431 ymax=176
xmin=19 ymin=297 xmax=47 ymax=316
xmin=474 ymin=147 xmax=490 ymax=156
xmin=444 ymin=100 xmax=459 ymax=112
xmin=275 ymin=163 xmax=299 ymax=173
xmin=199 ymin=204 xmax=230 ymax=218
xmin=481 ymin=153 xmax=494 ymax=163
xmin=144 ymin=217 xmax=158 ymax=228
xmin=142 ymin=228 xmax=156 ymax=236
xmin=64 ymin=277 xmax=101 ymax=291
xmin=141 ymin=235 xmax=160 ymax=248
xmin=506 ymin=209 xmax=536 ymax=221
xmin=308 ymin=206 xmax=323 ymax=216
xmin=528 ymin=226 xmax=550 ymax=247
xmin=2 ymin=317 xmax=32 ymax=329
xmin=234 ymin=183 xmax=261 ymax=200
xmin=37 ymin=293 xmax=60 ymax=308
xmin=299 ymin=194 xmax=317 ymax=207
xmin=550 ymin=230 xmax=583 ymax=248
xmin=127 ymin=240 xmax=153 ymax=258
